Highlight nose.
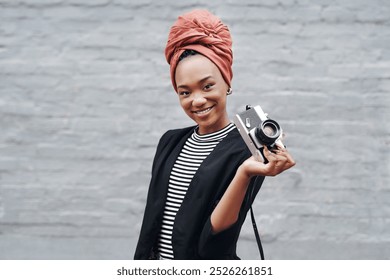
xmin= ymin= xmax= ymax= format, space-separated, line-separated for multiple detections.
xmin=192 ymin=92 xmax=207 ymax=107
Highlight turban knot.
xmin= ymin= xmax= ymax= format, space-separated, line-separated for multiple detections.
xmin=165 ymin=9 xmax=233 ymax=91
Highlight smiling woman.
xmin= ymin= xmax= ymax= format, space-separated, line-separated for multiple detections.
xmin=175 ymin=53 xmax=230 ymax=135
xmin=134 ymin=9 xmax=295 ymax=260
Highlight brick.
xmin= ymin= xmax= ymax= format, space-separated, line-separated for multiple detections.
xmin=67 ymin=0 xmax=111 ymax=6
xmin=320 ymin=6 xmax=357 ymax=22
xmin=0 ymin=0 xmax=389 ymax=261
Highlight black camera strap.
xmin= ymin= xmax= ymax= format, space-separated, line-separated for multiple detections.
xmin=250 ymin=205 xmax=265 ymax=260
xmin=249 ymin=176 xmax=265 ymax=260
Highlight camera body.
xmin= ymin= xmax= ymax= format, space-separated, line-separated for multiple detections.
xmin=233 ymin=105 xmax=284 ymax=163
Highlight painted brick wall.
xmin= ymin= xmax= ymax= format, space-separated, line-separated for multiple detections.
xmin=0 ymin=0 xmax=389 ymax=259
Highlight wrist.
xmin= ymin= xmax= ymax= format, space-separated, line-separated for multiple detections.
xmin=237 ymin=164 xmax=253 ymax=181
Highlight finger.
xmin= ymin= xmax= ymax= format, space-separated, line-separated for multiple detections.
xmin=278 ymin=150 xmax=295 ymax=166
xmin=263 ymin=146 xmax=277 ymax=163
xmin=265 ymin=145 xmax=279 ymax=156
xmin=273 ymin=155 xmax=289 ymax=170
xmin=275 ymin=151 xmax=297 ymax=171
xmin=262 ymin=146 xmax=296 ymax=176
xmin=275 ymin=142 xmax=286 ymax=151
xmin=273 ymin=153 xmax=285 ymax=163
xmin=274 ymin=149 xmax=295 ymax=165
xmin=274 ymin=147 xmax=286 ymax=154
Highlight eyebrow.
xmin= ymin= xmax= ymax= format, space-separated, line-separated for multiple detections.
xmin=177 ymin=75 xmax=213 ymax=89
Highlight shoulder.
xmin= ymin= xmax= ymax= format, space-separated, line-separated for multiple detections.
xmin=198 ymin=125 xmax=252 ymax=167
xmin=150 ymin=125 xmax=196 ymax=172
xmin=162 ymin=126 xmax=195 ymax=138
xmin=159 ymin=125 xmax=196 ymax=143
xmin=223 ymin=126 xmax=251 ymax=156
xmin=155 ymin=125 xmax=196 ymax=152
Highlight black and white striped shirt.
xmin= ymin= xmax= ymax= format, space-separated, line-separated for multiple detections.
xmin=157 ymin=123 xmax=235 ymax=259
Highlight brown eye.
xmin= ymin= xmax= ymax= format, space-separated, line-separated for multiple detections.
xmin=204 ymin=84 xmax=213 ymax=90
xmin=179 ymin=91 xmax=190 ymax=97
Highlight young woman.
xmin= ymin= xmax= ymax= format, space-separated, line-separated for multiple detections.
xmin=134 ymin=9 xmax=295 ymax=260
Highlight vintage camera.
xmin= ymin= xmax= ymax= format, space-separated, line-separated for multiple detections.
xmin=233 ymin=105 xmax=284 ymax=163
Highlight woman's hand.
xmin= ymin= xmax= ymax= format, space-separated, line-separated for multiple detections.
xmin=239 ymin=145 xmax=296 ymax=178
xmin=211 ymin=145 xmax=295 ymax=233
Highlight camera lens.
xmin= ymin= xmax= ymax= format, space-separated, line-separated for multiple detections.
xmin=255 ymin=119 xmax=281 ymax=146
xmin=263 ymin=124 xmax=277 ymax=137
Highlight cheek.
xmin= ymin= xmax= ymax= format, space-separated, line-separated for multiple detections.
xmin=216 ymin=93 xmax=227 ymax=107
xmin=179 ymin=98 xmax=191 ymax=112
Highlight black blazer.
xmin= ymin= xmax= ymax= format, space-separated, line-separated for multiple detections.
xmin=134 ymin=126 xmax=264 ymax=259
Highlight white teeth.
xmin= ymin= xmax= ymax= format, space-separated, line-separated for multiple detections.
xmin=195 ymin=107 xmax=212 ymax=114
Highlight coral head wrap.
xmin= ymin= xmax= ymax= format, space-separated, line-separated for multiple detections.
xmin=165 ymin=9 xmax=233 ymax=92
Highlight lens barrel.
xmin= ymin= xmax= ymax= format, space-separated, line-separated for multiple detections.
xmin=255 ymin=119 xmax=281 ymax=146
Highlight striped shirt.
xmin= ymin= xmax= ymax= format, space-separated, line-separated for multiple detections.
xmin=157 ymin=122 xmax=235 ymax=259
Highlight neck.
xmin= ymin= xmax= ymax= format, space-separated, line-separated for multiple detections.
xmin=197 ymin=115 xmax=230 ymax=135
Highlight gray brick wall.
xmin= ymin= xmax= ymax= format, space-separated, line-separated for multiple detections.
xmin=0 ymin=0 xmax=389 ymax=259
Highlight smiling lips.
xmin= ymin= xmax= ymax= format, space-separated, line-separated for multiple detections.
xmin=192 ymin=106 xmax=214 ymax=115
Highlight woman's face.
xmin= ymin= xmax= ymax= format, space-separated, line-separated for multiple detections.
xmin=175 ymin=54 xmax=230 ymax=135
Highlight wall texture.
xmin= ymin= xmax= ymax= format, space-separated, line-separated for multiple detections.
xmin=0 ymin=0 xmax=389 ymax=259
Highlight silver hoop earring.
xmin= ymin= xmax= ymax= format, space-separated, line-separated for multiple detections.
xmin=227 ymin=88 xmax=233 ymax=95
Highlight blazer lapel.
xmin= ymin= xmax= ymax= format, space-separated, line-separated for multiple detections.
xmin=148 ymin=127 xmax=195 ymax=218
